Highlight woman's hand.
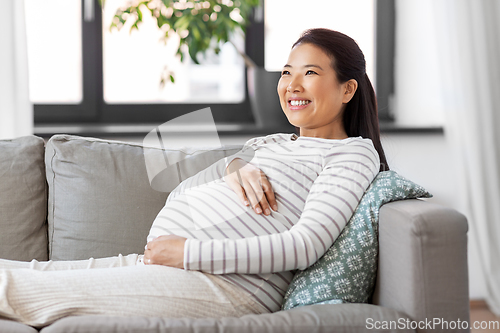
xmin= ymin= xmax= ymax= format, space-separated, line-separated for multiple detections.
xmin=224 ymin=158 xmax=278 ymax=215
xmin=144 ymin=235 xmax=186 ymax=268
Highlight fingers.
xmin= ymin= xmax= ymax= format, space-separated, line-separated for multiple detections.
xmin=228 ymin=175 xmax=267 ymax=215
xmin=244 ymin=177 xmax=278 ymax=216
xmin=251 ymin=176 xmax=277 ymax=215
xmin=224 ymin=161 xmax=278 ymax=215
xmin=226 ymin=173 xmax=250 ymax=207
xmin=143 ymin=235 xmax=186 ymax=268
xmin=243 ymin=179 xmax=264 ymax=214
xmin=261 ymin=176 xmax=278 ymax=212
xmin=143 ymin=238 xmax=157 ymax=264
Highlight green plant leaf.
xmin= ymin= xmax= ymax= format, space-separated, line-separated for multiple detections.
xmin=188 ymin=38 xmax=200 ymax=64
xmin=136 ymin=6 xmax=143 ymax=21
xmin=178 ymin=20 xmax=190 ymax=31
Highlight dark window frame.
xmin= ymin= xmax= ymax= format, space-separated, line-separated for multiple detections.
xmin=376 ymin=0 xmax=396 ymax=122
xmin=34 ymin=0 xmax=395 ymax=127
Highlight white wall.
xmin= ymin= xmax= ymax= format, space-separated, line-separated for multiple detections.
xmin=381 ymin=133 xmax=486 ymax=300
xmin=392 ymin=0 xmax=486 ymax=300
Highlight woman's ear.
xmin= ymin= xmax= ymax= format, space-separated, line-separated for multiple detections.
xmin=342 ymin=79 xmax=358 ymax=104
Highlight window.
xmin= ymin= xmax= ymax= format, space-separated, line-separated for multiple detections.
xmin=25 ymin=0 xmax=83 ymax=104
xmin=29 ymin=0 xmax=394 ymax=128
xmin=102 ymin=0 xmax=246 ymax=104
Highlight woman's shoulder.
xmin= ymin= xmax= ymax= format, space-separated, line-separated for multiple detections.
xmin=341 ymin=136 xmax=377 ymax=150
xmin=324 ymin=137 xmax=380 ymax=169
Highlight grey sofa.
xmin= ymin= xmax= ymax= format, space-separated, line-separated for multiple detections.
xmin=0 ymin=135 xmax=470 ymax=333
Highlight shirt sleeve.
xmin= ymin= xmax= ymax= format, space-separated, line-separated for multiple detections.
xmin=183 ymin=140 xmax=380 ymax=274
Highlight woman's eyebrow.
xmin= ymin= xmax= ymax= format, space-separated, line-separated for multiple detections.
xmin=304 ymin=64 xmax=323 ymax=70
xmin=282 ymin=64 xmax=324 ymax=70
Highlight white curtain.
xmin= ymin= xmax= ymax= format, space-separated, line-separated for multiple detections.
xmin=0 ymin=0 xmax=33 ymax=139
xmin=432 ymin=0 xmax=500 ymax=315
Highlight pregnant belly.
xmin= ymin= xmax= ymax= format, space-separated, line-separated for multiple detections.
xmin=148 ymin=180 xmax=291 ymax=242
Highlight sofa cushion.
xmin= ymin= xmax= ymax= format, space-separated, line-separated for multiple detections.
xmin=0 ymin=136 xmax=48 ymax=261
xmin=38 ymin=303 xmax=415 ymax=333
xmin=0 ymin=319 xmax=39 ymax=333
xmin=45 ymin=135 xmax=169 ymax=260
xmin=282 ymin=171 xmax=432 ymax=310
xmin=45 ymin=135 xmax=241 ymax=260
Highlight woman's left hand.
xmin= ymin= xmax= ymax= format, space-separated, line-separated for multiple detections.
xmin=143 ymin=235 xmax=187 ymax=268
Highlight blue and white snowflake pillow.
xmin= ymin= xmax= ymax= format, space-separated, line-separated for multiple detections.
xmin=282 ymin=171 xmax=432 ymax=310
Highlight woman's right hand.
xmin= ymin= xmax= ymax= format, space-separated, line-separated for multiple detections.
xmin=224 ymin=158 xmax=278 ymax=215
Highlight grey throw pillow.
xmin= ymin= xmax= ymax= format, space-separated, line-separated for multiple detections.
xmin=45 ymin=135 xmax=170 ymax=260
xmin=0 ymin=136 xmax=48 ymax=261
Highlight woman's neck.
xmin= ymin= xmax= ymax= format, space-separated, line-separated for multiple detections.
xmin=299 ymin=126 xmax=348 ymax=140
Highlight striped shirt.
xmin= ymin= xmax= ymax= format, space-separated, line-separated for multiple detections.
xmin=148 ymin=133 xmax=379 ymax=312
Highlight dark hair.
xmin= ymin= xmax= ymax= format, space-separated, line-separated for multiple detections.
xmin=293 ymin=28 xmax=389 ymax=172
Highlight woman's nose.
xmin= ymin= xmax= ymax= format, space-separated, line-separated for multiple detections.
xmin=287 ymin=79 xmax=303 ymax=93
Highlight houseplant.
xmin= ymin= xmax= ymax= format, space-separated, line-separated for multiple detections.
xmin=103 ymin=0 xmax=289 ymax=129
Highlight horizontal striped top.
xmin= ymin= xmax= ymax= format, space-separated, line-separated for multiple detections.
xmin=148 ymin=133 xmax=379 ymax=312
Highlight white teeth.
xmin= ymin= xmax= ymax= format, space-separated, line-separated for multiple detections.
xmin=290 ymin=100 xmax=310 ymax=106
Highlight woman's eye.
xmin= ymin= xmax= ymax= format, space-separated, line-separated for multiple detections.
xmin=281 ymin=70 xmax=290 ymax=76
xmin=306 ymin=70 xmax=317 ymax=75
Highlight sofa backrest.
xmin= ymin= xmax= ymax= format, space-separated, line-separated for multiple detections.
xmin=45 ymin=135 xmax=242 ymax=260
xmin=0 ymin=136 xmax=48 ymax=261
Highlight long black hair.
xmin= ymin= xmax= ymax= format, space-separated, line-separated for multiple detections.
xmin=293 ymin=28 xmax=389 ymax=172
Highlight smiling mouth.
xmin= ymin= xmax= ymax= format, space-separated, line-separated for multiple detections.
xmin=289 ymin=100 xmax=311 ymax=106
xmin=288 ymin=100 xmax=311 ymax=109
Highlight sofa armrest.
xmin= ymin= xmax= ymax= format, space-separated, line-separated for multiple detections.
xmin=372 ymin=199 xmax=470 ymax=332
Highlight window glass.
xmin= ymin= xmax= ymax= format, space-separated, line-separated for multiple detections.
xmin=102 ymin=0 xmax=245 ymax=104
xmin=25 ymin=0 xmax=83 ymax=103
xmin=264 ymin=0 xmax=375 ymax=86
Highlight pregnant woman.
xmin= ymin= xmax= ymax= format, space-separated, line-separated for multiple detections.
xmin=0 ymin=28 xmax=388 ymax=327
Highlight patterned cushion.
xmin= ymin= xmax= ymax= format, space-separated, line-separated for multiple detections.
xmin=281 ymin=171 xmax=432 ymax=310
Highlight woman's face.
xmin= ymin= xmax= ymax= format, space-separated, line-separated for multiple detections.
xmin=277 ymin=43 xmax=356 ymax=139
